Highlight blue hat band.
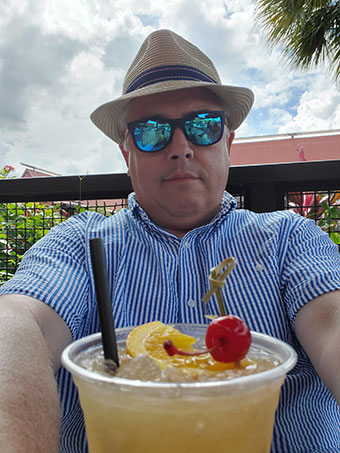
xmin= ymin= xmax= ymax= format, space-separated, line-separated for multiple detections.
xmin=125 ymin=64 xmax=217 ymax=94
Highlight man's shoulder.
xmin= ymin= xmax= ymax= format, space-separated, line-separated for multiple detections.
xmin=230 ymin=207 xmax=303 ymax=226
xmin=222 ymin=208 xmax=311 ymax=243
xmin=77 ymin=206 xmax=129 ymax=223
xmin=44 ymin=208 xmax=131 ymax=240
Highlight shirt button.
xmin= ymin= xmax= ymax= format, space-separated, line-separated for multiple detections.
xmin=255 ymin=262 xmax=264 ymax=271
xmin=187 ymin=299 xmax=196 ymax=308
xmin=184 ymin=242 xmax=190 ymax=249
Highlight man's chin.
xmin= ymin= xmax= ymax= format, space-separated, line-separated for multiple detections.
xmin=166 ymin=200 xmax=202 ymax=217
xmin=166 ymin=202 xmax=217 ymax=226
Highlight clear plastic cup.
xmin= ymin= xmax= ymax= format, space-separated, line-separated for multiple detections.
xmin=62 ymin=324 xmax=297 ymax=453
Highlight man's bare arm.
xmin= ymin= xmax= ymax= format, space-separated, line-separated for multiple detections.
xmin=0 ymin=294 xmax=72 ymax=452
xmin=295 ymin=289 xmax=340 ymax=404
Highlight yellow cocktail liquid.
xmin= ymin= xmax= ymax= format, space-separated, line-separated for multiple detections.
xmin=74 ymin=375 xmax=283 ymax=453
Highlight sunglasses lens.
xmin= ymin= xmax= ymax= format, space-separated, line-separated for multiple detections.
xmin=185 ymin=113 xmax=223 ymax=146
xmin=133 ymin=120 xmax=171 ymax=152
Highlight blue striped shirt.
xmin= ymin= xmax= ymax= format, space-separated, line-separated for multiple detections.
xmin=1 ymin=192 xmax=340 ymax=452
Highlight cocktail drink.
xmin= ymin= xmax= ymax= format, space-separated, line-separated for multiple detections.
xmin=62 ymin=323 xmax=297 ymax=453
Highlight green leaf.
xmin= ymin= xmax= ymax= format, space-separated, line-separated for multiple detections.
xmin=330 ymin=232 xmax=340 ymax=245
xmin=329 ymin=206 xmax=340 ymax=218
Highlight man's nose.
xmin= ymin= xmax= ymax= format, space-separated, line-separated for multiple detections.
xmin=166 ymin=127 xmax=194 ymax=160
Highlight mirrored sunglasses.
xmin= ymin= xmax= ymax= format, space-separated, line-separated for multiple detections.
xmin=127 ymin=111 xmax=225 ymax=152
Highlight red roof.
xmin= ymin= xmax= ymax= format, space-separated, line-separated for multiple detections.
xmin=230 ymin=131 xmax=340 ymax=166
xmin=21 ymin=168 xmax=53 ymax=178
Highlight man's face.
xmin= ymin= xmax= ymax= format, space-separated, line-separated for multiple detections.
xmin=120 ymin=87 xmax=234 ymax=237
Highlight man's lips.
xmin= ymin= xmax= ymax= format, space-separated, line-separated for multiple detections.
xmin=163 ymin=173 xmax=199 ymax=182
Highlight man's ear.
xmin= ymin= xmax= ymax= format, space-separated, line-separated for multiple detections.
xmin=227 ymin=130 xmax=235 ymax=153
xmin=119 ymin=141 xmax=130 ymax=175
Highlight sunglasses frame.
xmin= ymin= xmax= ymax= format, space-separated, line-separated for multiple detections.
xmin=127 ymin=110 xmax=226 ymax=152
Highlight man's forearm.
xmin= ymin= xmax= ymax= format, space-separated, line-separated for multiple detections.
xmin=296 ymin=290 xmax=340 ymax=405
xmin=0 ymin=302 xmax=61 ymax=452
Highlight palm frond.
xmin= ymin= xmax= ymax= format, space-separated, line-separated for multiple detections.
xmin=255 ymin=0 xmax=340 ymax=83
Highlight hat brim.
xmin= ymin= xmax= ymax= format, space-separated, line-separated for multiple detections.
xmin=90 ymin=80 xmax=254 ymax=144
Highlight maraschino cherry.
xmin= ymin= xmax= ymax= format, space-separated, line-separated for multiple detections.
xmin=163 ymin=315 xmax=251 ymax=363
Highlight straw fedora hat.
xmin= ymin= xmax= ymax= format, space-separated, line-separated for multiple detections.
xmin=90 ymin=29 xmax=254 ymax=144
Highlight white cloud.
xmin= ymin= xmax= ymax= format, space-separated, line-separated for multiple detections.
xmin=40 ymin=0 xmax=147 ymax=42
xmin=279 ymin=88 xmax=340 ymax=133
xmin=265 ymin=108 xmax=293 ymax=133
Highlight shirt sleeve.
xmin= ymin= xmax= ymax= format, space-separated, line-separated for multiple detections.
xmin=280 ymin=213 xmax=340 ymax=326
xmin=0 ymin=211 xmax=95 ymax=339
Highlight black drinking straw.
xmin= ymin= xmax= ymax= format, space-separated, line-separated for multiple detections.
xmin=90 ymin=238 xmax=119 ymax=369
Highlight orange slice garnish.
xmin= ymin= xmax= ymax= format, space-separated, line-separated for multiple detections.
xmin=126 ymin=321 xmax=249 ymax=373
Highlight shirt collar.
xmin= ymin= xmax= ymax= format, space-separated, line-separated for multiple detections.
xmin=128 ymin=191 xmax=237 ymax=238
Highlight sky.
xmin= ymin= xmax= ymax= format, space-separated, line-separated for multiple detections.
xmin=1 ymin=0 xmax=339 ymax=177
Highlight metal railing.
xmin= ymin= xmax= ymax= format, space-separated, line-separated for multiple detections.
xmin=1 ymin=160 xmax=339 ymax=283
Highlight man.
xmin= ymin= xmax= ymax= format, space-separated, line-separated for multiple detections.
xmin=0 ymin=29 xmax=339 ymax=453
